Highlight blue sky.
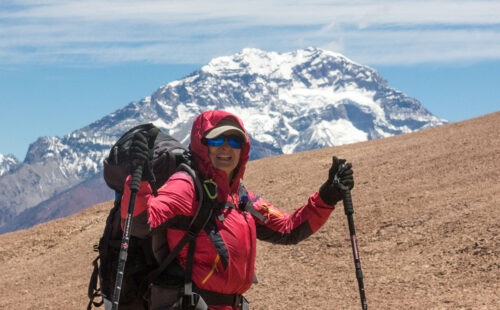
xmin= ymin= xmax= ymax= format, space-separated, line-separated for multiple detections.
xmin=1 ymin=0 xmax=499 ymax=160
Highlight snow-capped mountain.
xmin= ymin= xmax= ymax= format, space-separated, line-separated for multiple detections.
xmin=0 ymin=154 xmax=19 ymax=176
xmin=0 ymin=47 xmax=447 ymax=233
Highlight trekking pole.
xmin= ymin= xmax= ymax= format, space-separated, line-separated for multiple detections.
xmin=334 ymin=165 xmax=367 ymax=310
xmin=111 ymin=164 xmax=143 ymax=310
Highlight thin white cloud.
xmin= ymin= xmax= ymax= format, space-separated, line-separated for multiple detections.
xmin=338 ymin=29 xmax=500 ymax=64
xmin=4 ymin=0 xmax=500 ymax=25
xmin=1 ymin=0 xmax=499 ymax=65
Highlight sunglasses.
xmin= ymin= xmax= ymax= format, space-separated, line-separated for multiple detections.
xmin=206 ymin=135 xmax=244 ymax=149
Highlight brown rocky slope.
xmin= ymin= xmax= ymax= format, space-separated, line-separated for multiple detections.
xmin=0 ymin=111 xmax=499 ymax=309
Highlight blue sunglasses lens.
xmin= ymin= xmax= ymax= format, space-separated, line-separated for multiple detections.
xmin=206 ymin=137 xmax=225 ymax=147
xmin=228 ymin=138 xmax=243 ymax=149
xmin=206 ymin=135 xmax=243 ymax=149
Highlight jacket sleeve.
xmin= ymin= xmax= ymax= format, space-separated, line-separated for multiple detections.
xmin=121 ymin=172 xmax=197 ymax=236
xmin=247 ymin=190 xmax=336 ymax=245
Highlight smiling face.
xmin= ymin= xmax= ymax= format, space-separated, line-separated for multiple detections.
xmin=207 ymin=129 xmax=242 ymax=180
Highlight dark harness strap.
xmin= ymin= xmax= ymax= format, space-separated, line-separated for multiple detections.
xmin=142 ymin=165 xmax=215 ymax=294
xmin=181 ymin=177 xmax=217 ymax=310
xmin=193 ymin=284 xmax=249 ymax=308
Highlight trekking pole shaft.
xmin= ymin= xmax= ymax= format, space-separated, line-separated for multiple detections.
xmin=343 ymin=189 xmax=368 ymax=310
xmin=111 ymin=164 xmax=143 ymax=310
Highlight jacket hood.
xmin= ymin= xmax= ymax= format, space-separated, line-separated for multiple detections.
xmin=189 ymin=110 xmax=251 ymax=195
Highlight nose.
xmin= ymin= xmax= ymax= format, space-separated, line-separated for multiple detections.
xmin=219 ymin=140 xmax=231 ymax=149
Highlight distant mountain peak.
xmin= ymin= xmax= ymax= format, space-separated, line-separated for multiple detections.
xmin=25 ymin=136 xmax=65 ymax=164
xmin=200 ymin=47 xmax=356 ymax=80
xmin=0 ymin=154 xmax=19 ymax=176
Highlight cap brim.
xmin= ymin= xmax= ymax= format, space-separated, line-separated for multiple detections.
xmin=205 ymin=125 xmax=247 ymax=142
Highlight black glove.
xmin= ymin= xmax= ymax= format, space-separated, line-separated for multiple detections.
xmin=129 ymin=132 xmax=152 ymax=181
xmin=319 ymin=156 xmax=354 ymax=205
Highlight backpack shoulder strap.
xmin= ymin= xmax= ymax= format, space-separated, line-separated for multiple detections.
xmin=142 ymin=164 xmax=216 ymax=290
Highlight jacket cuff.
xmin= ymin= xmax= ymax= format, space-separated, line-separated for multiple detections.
xmin=314 ymin=191 xmax=336 ymax=209
xmin=125 ymin=175 xmax=153 ymax=195
xmin=123 ymin=175 xmax=153 ymax=217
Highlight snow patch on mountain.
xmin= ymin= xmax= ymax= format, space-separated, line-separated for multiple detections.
xmin=0 ymin=154 xmax=19 ymax=176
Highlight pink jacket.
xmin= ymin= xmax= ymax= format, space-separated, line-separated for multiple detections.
xmin=122 ymin=110 xmax=336 ymax=309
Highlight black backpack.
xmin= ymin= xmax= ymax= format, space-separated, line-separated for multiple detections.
xmin=87 ymin=124 xmax=216 ymax=310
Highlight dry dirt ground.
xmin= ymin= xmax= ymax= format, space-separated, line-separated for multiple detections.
xmin=1 ymin=112 xmax=499 ymax=309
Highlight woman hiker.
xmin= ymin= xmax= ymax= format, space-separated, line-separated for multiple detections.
xmin=121 ymin=110 xmax=354 ymax=309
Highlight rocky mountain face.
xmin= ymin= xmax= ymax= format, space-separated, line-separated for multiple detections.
xmin=0 ymin=154 xmax=19 ymax=177
xmin=0 ymin=47 xmax=446 ymax=233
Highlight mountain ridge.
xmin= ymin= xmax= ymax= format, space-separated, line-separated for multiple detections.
xmin=0 ymin=47 xmax=446 ymax=233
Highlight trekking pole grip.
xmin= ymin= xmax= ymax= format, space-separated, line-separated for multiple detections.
xmin=129 ymin=164 xmax=143 ymax=193
xmin=342 ymin=189 xmax=354 ymax=216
